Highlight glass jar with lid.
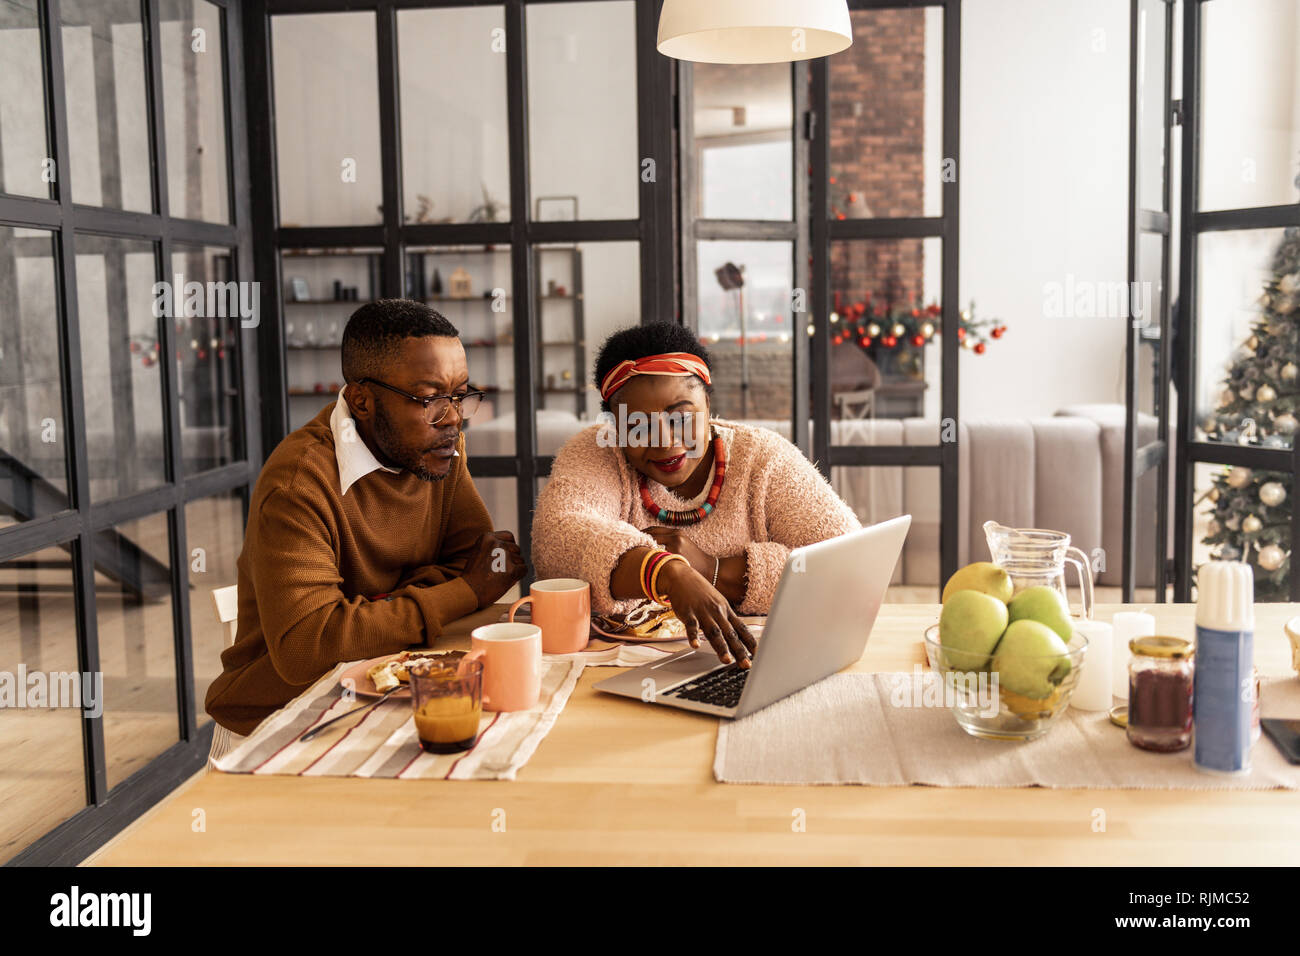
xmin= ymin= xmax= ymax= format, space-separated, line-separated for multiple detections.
xmin=1127 ymin=636 xmax=1194 ymax=752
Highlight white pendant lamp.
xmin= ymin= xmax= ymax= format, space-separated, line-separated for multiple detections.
xmin=657 ymin=0 xmax=852 ymax=64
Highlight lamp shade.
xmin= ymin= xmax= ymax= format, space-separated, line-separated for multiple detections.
xmin=657 ymin=0 xmax=852 ymax=64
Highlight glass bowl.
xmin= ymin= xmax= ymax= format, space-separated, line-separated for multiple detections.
xmin=921 ymin=624 xmax=1089 ymax=742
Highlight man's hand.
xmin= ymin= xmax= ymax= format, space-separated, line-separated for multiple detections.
xmin=645 ymin=526 xmax=715 ymax=578
xmin=460 ymin=530 xmax=526 ymax=608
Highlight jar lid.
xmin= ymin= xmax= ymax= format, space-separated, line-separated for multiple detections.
xmin=1130 ymin=635 xmax=1193 ymax=659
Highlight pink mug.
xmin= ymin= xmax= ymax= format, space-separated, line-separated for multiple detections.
xmin=508 ymin=578 xmax=591 ymax=654
xmin=467 ymin=622 xmax=542 ymax=712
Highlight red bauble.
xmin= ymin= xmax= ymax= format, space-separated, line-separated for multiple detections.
xmin=198 ymin=349 xmax=207 ymax=360
xmin=829 ymin=176 xmax=837 ymax=185
xmin=974 ymin=342 xmax=986 ymax=354
xmin=911 ymin=334 xmax=925 ymax=347
xmin=861 ymin=337 xmax=872 ymax=347
xmin=991 ymin=325 xmax=1005 ymax=338
xmin=957 ymin=327 xmax=967 ymax=340
xmin=910 ymin=308 xmax=920 ymax=317
xmin=836 ymin=213 xmax=846 ymax=221
xmin=882 ymin=335 xmax=898 ymax=348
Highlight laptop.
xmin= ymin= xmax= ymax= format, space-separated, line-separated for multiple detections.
xmin=593 ymin=514 xmax=911 ymax=719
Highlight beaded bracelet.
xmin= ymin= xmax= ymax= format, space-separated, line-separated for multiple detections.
xmin=639 ymin=548 xmax=672 ymax=602
xmin=649 ymin=553 xmax=688 ymax=605
xmin=638 ymin=548 xmax=662 ymax=601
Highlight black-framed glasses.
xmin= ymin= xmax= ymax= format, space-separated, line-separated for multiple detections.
xmin=358 ymin=378 xmax=485 ymax=425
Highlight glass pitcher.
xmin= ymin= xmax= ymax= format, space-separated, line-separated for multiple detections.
xmin=982 ymin=520 xmax=1094 ymax=620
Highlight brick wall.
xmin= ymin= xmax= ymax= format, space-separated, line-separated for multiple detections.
xmin=827 ymin=8 xmax=927 ymax=309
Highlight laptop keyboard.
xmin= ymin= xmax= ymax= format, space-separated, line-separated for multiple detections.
xmin=664 ymin=665 xmax=750 ymax=709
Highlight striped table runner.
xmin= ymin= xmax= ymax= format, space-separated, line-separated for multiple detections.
xmin=213 ymin=658 xmax=584 ymax=779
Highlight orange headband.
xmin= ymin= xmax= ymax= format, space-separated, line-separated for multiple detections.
xmin=598 ymin=352 xmax=712 ymax=401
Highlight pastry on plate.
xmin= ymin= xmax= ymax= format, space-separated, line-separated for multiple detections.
xmin=593 ymin=602 xmax=687 ymax=641
xmin=366 ymin=650 xmax=464 ymax=692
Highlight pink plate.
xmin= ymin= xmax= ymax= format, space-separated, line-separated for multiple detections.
xmin=338 ymin=651 xmax=465 ymax=699
xmin=338 ymin=655 xmax=411 ymax=699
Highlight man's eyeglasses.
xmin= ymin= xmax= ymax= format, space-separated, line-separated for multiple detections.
xmin=358 ymin=378 xmax=485 ymax=425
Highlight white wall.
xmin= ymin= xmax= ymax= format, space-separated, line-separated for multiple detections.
xmin=958 ymin=0 xmax=1131 ymax=420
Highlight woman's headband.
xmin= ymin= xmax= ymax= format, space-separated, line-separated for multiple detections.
xmin=598 ymin=352 xmax=712 ymax=402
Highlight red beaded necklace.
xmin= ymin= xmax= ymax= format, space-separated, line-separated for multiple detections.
xmin=639 ymin=431 xmax=726 ymax=526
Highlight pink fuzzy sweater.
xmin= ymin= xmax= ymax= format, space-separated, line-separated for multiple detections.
xmin=531 ymin=419 xmax=861 ymax=615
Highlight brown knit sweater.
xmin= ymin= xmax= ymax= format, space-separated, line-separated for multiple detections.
xmin=205 ymin=403 xmax=491 ymax=735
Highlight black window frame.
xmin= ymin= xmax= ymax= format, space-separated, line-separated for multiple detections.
xmin=1171 ymin=0 xmax=1300 ymax=602
xmin=2 ymin=0 xmax=259 ymax=866
xmin=249 ymin=0 xmax=676 ymax=583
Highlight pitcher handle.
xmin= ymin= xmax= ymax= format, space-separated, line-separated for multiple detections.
xmin=1063 ymin=547 xmax=1094 ymax=620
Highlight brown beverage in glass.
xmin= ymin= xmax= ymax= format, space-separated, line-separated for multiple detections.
xmin=410 ymin=658 xmax=483 ymax=754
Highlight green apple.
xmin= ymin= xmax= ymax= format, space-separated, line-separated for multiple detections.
xmin=938 ymin=590 xmax=1009 ymax=672
xmin=990 ymin=619 xmax=1072 ymax=699
xmin=1007 ymin=585 xmax=1073 ymax=641
xmin=941 ymin=561 xmax=1014 ymax=604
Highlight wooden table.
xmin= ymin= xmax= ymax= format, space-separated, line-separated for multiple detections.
xmin=85 ymin=603 xmax=1300 ymax=866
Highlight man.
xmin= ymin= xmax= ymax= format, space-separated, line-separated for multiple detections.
xmin=206 ymin=299 xmax=525 ymax=736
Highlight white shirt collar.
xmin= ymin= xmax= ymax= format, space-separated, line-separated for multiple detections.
xmin=331 ymin=386 xmax=402 ymax=496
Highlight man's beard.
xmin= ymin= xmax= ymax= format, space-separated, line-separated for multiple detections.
xmin=372 ymin=405 xmax=454 ymax=482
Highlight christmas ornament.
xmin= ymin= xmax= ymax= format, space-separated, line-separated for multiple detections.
xmin=1275 ymin=413 xmax=1298 ymax=435
xmin=1206 ymin=518 xmax=1221 ymax=536
xmin=1238 ymin=384 xmax=1255 ymax=401
xmin=891 ymin=323 xmax=905 ymax=337
xmin=1242 ymin=514 xmax=1262 ymax=534
xmin=866 ymin=322 xmax=881 ymax=337
xmin=1256 ymin=383 xmax=1277 ymax=402
xmin=1225 ymin=515 xmax=1241 ymax=531
xmin=1219 ymin=387 xmax=1235 ymax=407
xmin=920 ymin=322 xmax=934 ymax=337
xmin=1247 ymin=335 xmax=1259 ymax=350
xmin=1259 ymin=481 xmax=1287 ymax=508
xmin=1257 ymin=543 xmax=1286 ymax=571
xmin=1281 ymin=362 xmax=1297 ymax=382
xmin=1227 ymin=466 xmax=1253 ymax=488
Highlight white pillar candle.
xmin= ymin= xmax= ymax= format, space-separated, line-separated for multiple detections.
xmin=1071 ymin=620 xmax=1113 ymax=711
xmin=1111 ymin=611 xmax=1155 ymax=701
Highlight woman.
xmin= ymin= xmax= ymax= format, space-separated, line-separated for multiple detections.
xmin=531 ymin=322 xmax=861 ymax=668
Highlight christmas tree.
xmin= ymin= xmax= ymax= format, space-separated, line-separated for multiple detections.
xmin=1199 ymin=170 xmax=1298 ymax=600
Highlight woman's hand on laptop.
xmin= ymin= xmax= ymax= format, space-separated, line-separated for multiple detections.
xmin=656 ymin=560 xmax=756 ymax=669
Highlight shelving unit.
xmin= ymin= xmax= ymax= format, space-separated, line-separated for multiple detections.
xmin=280 ymin=249 xmax=381 ymax=429
xmin=534 ymin=246 xmax=586 ymax=417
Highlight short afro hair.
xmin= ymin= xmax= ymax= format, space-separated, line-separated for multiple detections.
xmin=593 ymin=321 xmax=713 ymax=413
xmin=341 ymin=299 xmax=459 ymax=383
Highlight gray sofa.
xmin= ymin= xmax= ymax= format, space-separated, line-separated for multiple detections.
xmin=466 ymin=405 xmax=1161 ymax=589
